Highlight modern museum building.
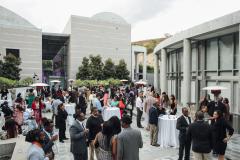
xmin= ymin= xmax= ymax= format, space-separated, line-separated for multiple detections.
xmin=154 ymin=10 xmax=240 ymax=132
xmin=0 ymin=5 xmax=131 ymax=85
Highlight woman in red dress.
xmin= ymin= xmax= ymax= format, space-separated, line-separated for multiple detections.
xmin=32 ymin=97 xmax=44 ymax=126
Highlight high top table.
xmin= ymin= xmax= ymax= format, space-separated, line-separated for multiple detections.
xmin=157 ymin=115 xmax=179 ymax=148
xmin=64 ymin=103 xmax=76 ymax=126
xmin=102 ymin=107 xmax=121 ymax=121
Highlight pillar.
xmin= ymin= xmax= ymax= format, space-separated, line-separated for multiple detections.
xmin=154 ymin=53 xmax=159 ymax=90
xmin=143 ymin=51 xmax=147 ymax=81
xmin=131 ymin=49 xmax=135 ymax=81
xmin=135 ymin=54 xmax=139 ymax=80
xmin=160 ymin=48 xmax=167 ymax=93
xmin=182 ymin=39 xmax=191 ymax=106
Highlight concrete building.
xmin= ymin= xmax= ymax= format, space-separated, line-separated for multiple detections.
xmin=154 ymin=10 xmax=240 ymax=133
xmin=0 ymin=6 xmax=131 ymax=82
xmin=63 ymin=13 xmax=131 ymax=80
xmin=0 ymin=6 xmax=42 ymax=80
xmin=131 ymin=45 xmax=147 ymax=81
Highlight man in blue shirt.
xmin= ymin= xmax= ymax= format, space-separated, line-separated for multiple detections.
xmin=94 ymin=93 xmax=102 ymax=113
xmin=149 ymin=101 xmax=160 ymax=147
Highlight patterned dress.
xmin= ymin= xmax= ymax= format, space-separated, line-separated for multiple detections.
xmin=95 ymin=132 xmax=112 ymax=160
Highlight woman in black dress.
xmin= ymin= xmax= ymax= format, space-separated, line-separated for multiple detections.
xmin=57 ymin=103 xmax=68 ymax=143
xmin=212 ymin=110 xmax=234 ymax=160
xmin=169 ymin=95 xmax=177 ymax=115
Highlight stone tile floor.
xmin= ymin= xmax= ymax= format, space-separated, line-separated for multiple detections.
xmin=31 ymin=108 xmax=239 ymax=160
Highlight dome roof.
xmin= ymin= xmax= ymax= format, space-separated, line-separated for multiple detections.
xmin=91 ymin=12 xmax=128 ymax=25
xmin=0 ymin=5 xmax=37 ymax=29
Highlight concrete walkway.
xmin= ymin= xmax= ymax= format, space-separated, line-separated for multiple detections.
xmin=1 ymin=105 xmax=239 ymax=160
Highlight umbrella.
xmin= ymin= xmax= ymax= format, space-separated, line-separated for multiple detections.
xmin=135 ymin=80 xmax=147 ymax=85
xmin=30 ymin=83 xmax=49 ymax=87
xmin=120 ymin=79 xmax=128 ymax=82
xmin=50 ymin=80 xmax=61 ymax=83
xmin=202 ymin=86 xmax=228 ymax=91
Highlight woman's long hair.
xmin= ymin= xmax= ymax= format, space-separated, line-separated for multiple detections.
xmin=102 ymin=121 xmax=114 ymax=148
xmin=108 ymin=116 xmax=121 ymax=135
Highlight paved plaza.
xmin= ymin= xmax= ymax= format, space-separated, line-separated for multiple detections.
xmin=41 ymin=107 xmax=220 ymax=160
xmin=43 ymin=111 xmax=180 ymax=160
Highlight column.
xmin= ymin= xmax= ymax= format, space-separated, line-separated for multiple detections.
xmin=235 ymin=25 xmax=240 ymax=132
xmin=182 ymin=39 xmax=191 ymax=106
xmin=154 ymin=53 xmax=159 ymax=91
xmin=238 ymin=26 xmax=240 ymax=110
xmin=135 ymin=54 xmax=139 ymax=80
xmin=160 ymin=48 xmax=167 ymax=92
xmin=143 ymin=51 xmax=147 ymax=81
xmin=131 ymin=49 xmax=135 ymax=81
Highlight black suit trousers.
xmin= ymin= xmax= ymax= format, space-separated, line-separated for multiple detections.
xmin=178 ymin=135 xmax=191 ymax=160
xmin=137 ymin=107 xmax=143 ymax=127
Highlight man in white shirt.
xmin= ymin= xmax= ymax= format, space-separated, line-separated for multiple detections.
xmin=136 ymin=91 xmax=144 ymax=128
xmin=52 ymin=97 xmax=63 ymax=126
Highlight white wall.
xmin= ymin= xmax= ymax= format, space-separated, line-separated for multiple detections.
xmin=0 ymin=26 xmax=42 ymax=80
xmin=65 ymin=15 xmax=131 ymax=79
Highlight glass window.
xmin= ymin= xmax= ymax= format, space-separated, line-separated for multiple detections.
xmin=172 ymin=53 xmax=177 ymax=72
xmin=168 ymin=80 xmax=172 ymax=95
xmin=167 ymin=54 xmax=172 ymax=73
xmin=235 ymin=34 xmax=239 ymax=69
xmin=219 ymin=35 xmax=233 ymax=70
xmin=6 ymin=48 xmax=20 ymax=58
xmin=233 ymin=82 xmax=239 ymax=113
xmin=191 ymin=81 xmax=196 ymax=103
xmin=206 ymin=39 xmax=218 ymax=70
xmin=179 ymin=51 xmax=183 ymax=72
xmin=192 ymin=47 xmax=197 ymax=71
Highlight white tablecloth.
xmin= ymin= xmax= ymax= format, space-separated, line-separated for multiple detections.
xmin=102 ymin=107 xmax=121 ymax=121
xmin=157 ymin=115 xmax=179 ymax=148
xmin=64 ymin=103 xmax=76 ymax=125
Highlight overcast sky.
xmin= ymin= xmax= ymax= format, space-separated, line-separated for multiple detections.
xmin=0 ymin=0 xmax=240 ymax=41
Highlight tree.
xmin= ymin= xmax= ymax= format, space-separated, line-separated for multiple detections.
xmin=89 ymin=55 xmax=104 ymax=80
xmin=0 ymin=60 xmax=3 ymax=77
xmin=115 ymin=59 xmax=130 ymax=80
xmin=0 ymin=54 xmax=22 ymax=80
xmin=103 ymin=58 xmax=115 ymax=79
xmin=76 ymin=57 xmax=91 ymax=80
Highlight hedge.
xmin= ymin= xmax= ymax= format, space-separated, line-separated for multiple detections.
xmin=74 ymin=78 xmax=122 ymax=87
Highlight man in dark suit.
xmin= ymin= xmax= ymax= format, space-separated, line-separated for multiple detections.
xmin=42 ymin=119 xmax=58 ymax=158
xmin=176 ymin=107 xmax=191 ymax=160
xmin=149 ymin=101 xmax=160 ymax=146
xmin=78 ymin=92 xmax=87 ymax=115
xmin=70 ymin=112 xmax=89 ymax=160
xmin=187 ymin=111 xmax=212 ymax=160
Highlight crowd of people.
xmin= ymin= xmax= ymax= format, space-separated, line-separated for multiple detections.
xmin=0 ymin=84 xmax=235 ymax=160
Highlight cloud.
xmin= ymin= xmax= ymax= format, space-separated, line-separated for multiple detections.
xmin=113 ymin=0 xmax=176 ymax=24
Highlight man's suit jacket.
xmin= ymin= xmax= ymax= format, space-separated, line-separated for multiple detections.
xmin=176 ymin=115 xmax=191 ymax=140
xmin=69 ymin=120 xmax=88 ymax=155
xmin=117 ymin=127 xmax=143 ymax=160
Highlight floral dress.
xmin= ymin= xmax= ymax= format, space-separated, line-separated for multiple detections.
xmin=95 ymin=132 xmax=113 ymax=160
